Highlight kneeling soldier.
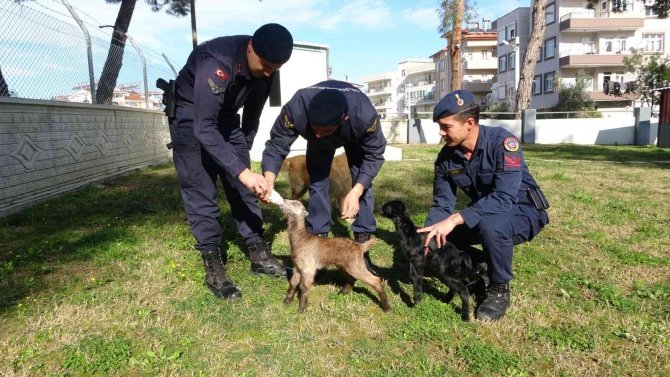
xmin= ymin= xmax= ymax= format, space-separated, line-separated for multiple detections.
xmin=418 ymin=90 xmax=549 ymax=321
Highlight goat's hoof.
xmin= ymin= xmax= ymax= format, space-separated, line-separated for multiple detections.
xmin=413 ymin=297 xmax=422 ymax=306
xmin=338 ymin=287 xmax=352 ymax=295
xmin=298 ymin=306 xmax=306 ymax=313
xmin=382 ymin=304 xmax=392 ymax=312
xmin=283 ymin=297 xmax=293 ymax=304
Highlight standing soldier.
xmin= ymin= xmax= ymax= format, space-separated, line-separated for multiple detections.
xmin=261 ymin=80 xmax=387 ymax=275
xmin=168 ymin=23 xmax=293 ymax=300
xmin=418 ymin=90 xmax=549 ymax=321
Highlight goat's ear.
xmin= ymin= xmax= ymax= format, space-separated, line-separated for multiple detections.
xmin=304 ymin=210 xmax=309 ymax=216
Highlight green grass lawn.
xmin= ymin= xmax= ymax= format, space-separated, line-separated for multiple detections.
xmin=1 ymin=144 xmax=669 ymax=376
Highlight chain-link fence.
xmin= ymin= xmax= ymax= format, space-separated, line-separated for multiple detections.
xmin=0 ymin=0 xmax=179 ymax=110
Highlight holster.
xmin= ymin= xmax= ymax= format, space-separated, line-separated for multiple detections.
xmin=527 ymin=186 xmax=550 ymax=210
xmin=156 ymin=78 xmax=176 ymax=120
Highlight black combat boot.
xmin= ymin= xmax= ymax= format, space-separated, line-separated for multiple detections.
xmin=354 ymin=232 xmax=378 ymax=277
xmin=476 ymin=282 xmax=510 ymax=321
xmin=248 ymin=239 xmax=287 ymax=277
xmin=201 ymin=249 xmax=242 ymax=300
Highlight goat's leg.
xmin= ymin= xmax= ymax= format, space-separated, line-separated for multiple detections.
xmin=409 ymin=261 xmax=424 ymax=305
xmin=350 ymin=263 xmax=391 ymax=312
xmin=457 ymin=285 xmax=471 ymax=322
xmin=444 ymin=279 xmax=471 ymax=322
xmin=284 ymin=267 xmax=302 ymax=304
xmin=297 ymin=269 xmax=316 ymax=313
xmin=339 ymin=271 xmax=356 ymax=295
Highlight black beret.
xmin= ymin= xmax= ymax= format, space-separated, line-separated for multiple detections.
xmin=307 ymin=89 xmax=348 ymax=127
xmin=433 ymin=89 xmax=477 ymax=121
xmin=252 ymin=23 xmax=293 ymax=65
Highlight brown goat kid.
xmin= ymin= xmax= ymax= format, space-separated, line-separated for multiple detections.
xmin=281 ymin=153 xmax=351 ymax=210
xmin=281 ymin=200 xmax=391 ymax=313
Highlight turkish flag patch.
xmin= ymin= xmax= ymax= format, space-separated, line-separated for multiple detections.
xmin=503 ymin=152 xmax=522 ymax=171
xmin=215 ymin=68 xmax=227 ymax=81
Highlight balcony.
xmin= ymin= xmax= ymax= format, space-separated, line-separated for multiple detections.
xmin=366 ymin=87 xmax=393 ymax=96
xmin=558 ymin=50 xmax=627 ymax=68
xmin=559 ymin=12 xmax=643 ymax=32
xmin=464 ymin=59 xmax=497 ymax=71
xmin=462 ymin=81 xmax=492 ymax=93
xmin=587 ymin=81 xmax=639 ymax=102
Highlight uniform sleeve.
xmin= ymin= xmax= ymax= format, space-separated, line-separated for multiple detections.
xmin=425 ymin=158 xmax=457 ymax=227
xmin=241 ymin=78 xmax=271 ymax=149
xmin=192 ymin=53 xmax=247 ymax=176
xmin=459 ymin=136 xmax=522 ymax=228
xmin=354 ymin=105 xmax=386 ymax=189
xmin=261 ymin=97 xmax=300 ymax=176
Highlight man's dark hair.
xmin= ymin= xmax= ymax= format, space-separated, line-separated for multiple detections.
xmin=454 ymin=105 xmax=480 ymax=124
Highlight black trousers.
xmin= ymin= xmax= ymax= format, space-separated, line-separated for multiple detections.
xmin=170 ymin=120 xmax=263 ymax=253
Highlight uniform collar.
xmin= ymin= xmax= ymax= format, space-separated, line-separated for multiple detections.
xmin=235 ymin=38 xmax=253 ymax=81
xmin=474 ymin=124 xmax=486 ymax=152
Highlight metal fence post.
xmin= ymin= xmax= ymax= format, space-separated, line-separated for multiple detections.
xmin=126 ymin=35 xmax=148 ymax=109
xmin=62 ymin=0 xmax=96 ymax=104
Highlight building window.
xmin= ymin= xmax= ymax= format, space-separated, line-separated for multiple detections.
xmin=544 ymin=37 xmax=556 ymax=60
xmin=482 ymin=49 xmax=490 ymax=59
xmin=508 ymin=52 xmax=516 ymax=70
xmin=440 ymin=59 xmax=445 ymax=71
xmin=546 ymin=2 xmax=556 ymax=25
xmin=402 ymin=70 xmax=406 ymax=77
xmin=499 ymin=56 xmax=507 ymax=73
xmin=498 ymin=27 xmax=505 ymax=44
xmin=643 ymin=33 xmax=664 ymax=52
xmin=645 ymin=6 xmax=658 ymax=16
xmin=533 ymin=75 xmax=542 ymax=95
xmin=506 ymin=22 xmax=517 ymax=41
xmin=544 ymin=72 xmax=555 ymax=93
xmin=441 ymin=78 xmax=445 ymax=91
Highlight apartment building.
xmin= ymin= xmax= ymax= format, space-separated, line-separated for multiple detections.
xmin=511 ymin=0 xmax=669 ymax=110
xmin=361 ymin=59 xmax=436 ymax=119
xmin=491 ymin=7 xmax=531 ymax=109
xmin=432 ymin=20 xmax=497 ymax=104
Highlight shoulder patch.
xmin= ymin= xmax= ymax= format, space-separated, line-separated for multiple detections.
xmin=503 ymin=136 xmax=519 ymax=152
xmin=503 ymin=152 xmax=522 ymax=171
xmin=366 ymin=117 xmax=378 ymax=134
xmin=215 ymin=68 xmax=228 ymax=81
xmin=208 ymin=78 xmax=226 ymax=95
xmin=283 ymin=113 xmax=294 ymax=129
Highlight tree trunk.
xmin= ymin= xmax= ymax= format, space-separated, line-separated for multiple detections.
xmin=450 ymin=0 xmax=464 ymax=90
xmin=515 ymin=0 xmax=547 ymax=119
xmin=96 ymin=0 xmax=137 ymax=105
xmin=0 ymin=66 xmax=10 ymax=96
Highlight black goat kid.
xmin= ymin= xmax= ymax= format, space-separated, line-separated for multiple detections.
xmin=381 ymin=200 xmax=485 ymax=321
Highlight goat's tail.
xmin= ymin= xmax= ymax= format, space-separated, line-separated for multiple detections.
xmin=359 ymin=237 xmax=377 ymax=252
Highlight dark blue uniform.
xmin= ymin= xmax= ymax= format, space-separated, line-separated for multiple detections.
xmin=262 ymin=80 xmax=387 ymax=235
xmin=170 ymin=36 xmax=273 ymax=252
xmin=425 ymin=125 xmax=549 ymax=283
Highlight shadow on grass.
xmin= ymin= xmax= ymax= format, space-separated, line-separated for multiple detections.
xmin=0 ymin=168 xmax=185 ymax=313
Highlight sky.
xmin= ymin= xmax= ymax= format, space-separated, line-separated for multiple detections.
xmin=19 ymin=0 xmax=524 ymax=84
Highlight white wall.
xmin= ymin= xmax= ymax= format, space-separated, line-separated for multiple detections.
xmin=389 ymin=115 xmax=656 ymax=146
xmin=249 ymin=44 xmax=329 ymax=161
xmin=534 ymin=116 xmax=645 ymax=144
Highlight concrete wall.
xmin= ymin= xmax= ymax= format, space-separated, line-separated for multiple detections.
xmin=0 ymin=98 xmax=171 ymax=216
xmin=394 ymin=115 xmax=657 ymax=146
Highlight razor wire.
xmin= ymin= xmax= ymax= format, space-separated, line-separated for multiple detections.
xmin=0 ymin=0 xmax=179 ymax=109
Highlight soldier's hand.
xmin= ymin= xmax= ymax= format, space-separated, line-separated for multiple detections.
xmin=341 ymin=184 xmax=365 ymax=220
xmin=258 ymin=171 xmax=277 ymax=204
xmin=416 ymin=213 xmax=464 ymax=248
xmin=238 ymin=169 xmax=268 ymax=198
